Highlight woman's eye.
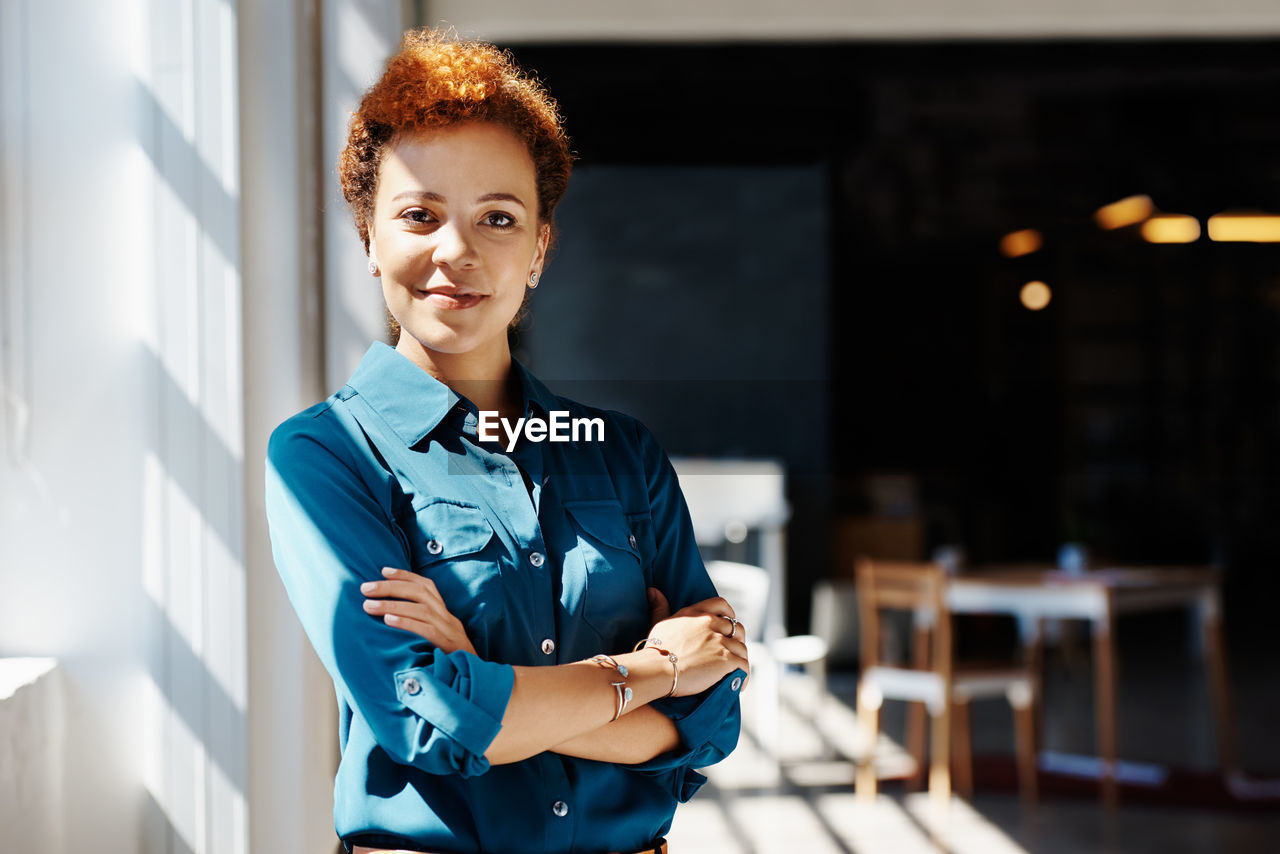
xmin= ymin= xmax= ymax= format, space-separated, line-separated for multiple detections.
xmin=484 ymin=212 xmax=516 ymax=229
xmin=402 ymin=209 xmax=436 ymax=225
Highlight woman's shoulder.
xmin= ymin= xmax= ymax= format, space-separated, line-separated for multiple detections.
xmin=267 ymin=395 xmax=367 ymax=476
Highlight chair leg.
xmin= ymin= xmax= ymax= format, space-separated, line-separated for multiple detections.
xmin=856 ymin=686 xmax=880 ymax=801
xmin=928 ymin=703 xmax=951 ymax=810
xmin=906 ymin=622 xmax=932 ymax=790
xmin=1013 ymin=691 xmax=1038 ymax=806
xmin=906 ymin=701 xmax=928 ymax=791
xmin=951 ymin=697 xmax=973 ymax=799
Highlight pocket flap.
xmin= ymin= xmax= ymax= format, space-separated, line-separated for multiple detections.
xmin=411 ymin=499 xmax=494 ymax=564
xmin=563 ymin=499 xmax=637 ymax=554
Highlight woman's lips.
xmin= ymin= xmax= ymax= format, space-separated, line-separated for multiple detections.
xmin=418 ymin=290 xmax=486 ymax=310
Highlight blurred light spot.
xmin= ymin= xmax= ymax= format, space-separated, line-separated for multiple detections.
xmin=1141 ymin=214 xmax=1200 ymax=244
xmin=1207 ymin=212 xmax=1280 ymax=242
xmin=1020 ymin=281 xmax=1051 ymax=311
xmin=1094 ymin=195 xmax=1153 ymax=230
xmin=724 ymin=519 xmax=749 ymax=544
xmin=999 ymin=228 xmax=1043 ymax=258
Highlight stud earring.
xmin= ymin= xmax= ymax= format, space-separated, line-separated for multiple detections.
xmin=529 ymin=271 xmax=540 ymax=289
xmin=368 ymin=259 xmax=379 ymax=276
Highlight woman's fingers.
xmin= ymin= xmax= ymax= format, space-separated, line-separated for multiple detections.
xmin=361 ymin=569 xmax=440 ymax=601
xmin=360 ymin=568 xmax=476 ymax=655
xmin=365 ymin=597 xmax=476 ymax=655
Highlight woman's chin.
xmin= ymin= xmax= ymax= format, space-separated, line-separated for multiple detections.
xmin=396 ymin=324 xmax=505 ymax=359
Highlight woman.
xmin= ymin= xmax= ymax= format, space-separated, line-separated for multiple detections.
xmin=264 ymin=28 xmax=749 ymax=854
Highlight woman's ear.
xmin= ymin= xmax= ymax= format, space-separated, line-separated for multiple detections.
xmin=367 ymin=229 xmax=380 ymax=277
xmin=531 ymin=223 xmax=550 ymax=277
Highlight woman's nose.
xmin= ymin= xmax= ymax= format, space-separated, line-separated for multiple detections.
xmin=431 ymin=222 xmax=476 ymax=268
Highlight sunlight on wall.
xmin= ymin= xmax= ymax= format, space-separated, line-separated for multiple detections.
xmin=134 ymin=0 xmax=248 ymax=849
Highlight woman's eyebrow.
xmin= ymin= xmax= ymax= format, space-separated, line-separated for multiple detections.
xmin=389 ymin=190 xmax=526 ymax=208
xmin=391 ymin=190 xmax=445 ymax=202
xmin=476 ymin=192 xmax=526 ymax=207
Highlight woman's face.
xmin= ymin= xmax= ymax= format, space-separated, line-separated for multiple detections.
xmin=369 ymin=121 xmax=548 ymax=368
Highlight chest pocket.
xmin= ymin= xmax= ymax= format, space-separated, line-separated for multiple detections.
xmin=405 ymin=498 xmax=503 ymax=642
xmin=563 ymin=499 xmax=648 ymax=643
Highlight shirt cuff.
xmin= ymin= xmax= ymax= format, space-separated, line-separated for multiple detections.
xmin=628 ymin=668 xmax=745 ymax=774
xmin=393 ymin=651 xmax=514 ymax=776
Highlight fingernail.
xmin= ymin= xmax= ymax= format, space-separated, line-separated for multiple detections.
xmin=385 ymin=614 xmax=400 ymax=624
xmin=362 ymin=599 xmax=378 ymax=611
xmin=381 ymin=567 xmax=397 ymax=577
xmin=360 ymin=582 xmax=376 ymax=593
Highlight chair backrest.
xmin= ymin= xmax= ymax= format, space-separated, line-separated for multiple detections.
xmin=854 ymin=558 xmax=952 ymax=677
xmin=705 ymin=560 xmax=770 ymax=643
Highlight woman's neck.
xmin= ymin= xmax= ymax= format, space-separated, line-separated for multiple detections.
xmin=395 ymin=335 xmax=522 ymax=420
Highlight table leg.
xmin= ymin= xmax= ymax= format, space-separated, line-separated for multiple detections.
xmin=1200 ymin=588 xmax=1239 ymax=776
xmin=1026 ymin=617 xmax=1045 ymax=751
xmin=1093 ymin=595 xmax=1118 ymax=809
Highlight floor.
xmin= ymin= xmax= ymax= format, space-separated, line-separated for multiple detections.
xmin=667 ymin=639 xmax=1280 ymax=854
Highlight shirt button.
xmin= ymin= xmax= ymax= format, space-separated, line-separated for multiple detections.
xmin=541 ymin=638 xmax=556 ymax=655
xmin=425 ymin=539 xmax=443 ymax=555
xmin=628 ymin=533 xmax=638 ymax=549
xmin=551 ymin=800 xmax=569 ymax=817
xmin=529 ymin=552 xmax=545 ymax=567
xmin=403 ymin=676 xmax=423 ymax=696
xmin=731 ymin=676 xmax=743 ymax=692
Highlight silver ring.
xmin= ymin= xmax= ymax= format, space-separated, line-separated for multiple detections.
xmin=720 ymin=614 xmax=742 ymax=639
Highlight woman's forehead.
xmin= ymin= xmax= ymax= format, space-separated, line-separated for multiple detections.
xmin=380 ymin=122 xmax=536 ymax=188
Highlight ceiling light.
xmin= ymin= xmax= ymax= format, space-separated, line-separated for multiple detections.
xmin=999 ymin=229 xmax=1043 ymax=258
xmin=1020 ymin=281 xmax=1051 ymax=311
xmin=1094 ymin=195 xmax=1153 ymax=230
xmin=1207 ymin=212 xmax=1280 ymax=243
xmin=1141 ymin=214 xmax=1200 ymax=244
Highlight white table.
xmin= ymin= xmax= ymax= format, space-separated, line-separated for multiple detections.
xmin=944 ymin=566 xmax=1235 ymax=808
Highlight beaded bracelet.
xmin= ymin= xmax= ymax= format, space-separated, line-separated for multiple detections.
xmin=633 ymin=637 xmax=680 ymax=698
xmin=588 ymin=654 xmax=633 ymax=722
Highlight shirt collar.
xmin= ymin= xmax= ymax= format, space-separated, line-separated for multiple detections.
xmin=345 ymin=342 xmax=563 ymax=447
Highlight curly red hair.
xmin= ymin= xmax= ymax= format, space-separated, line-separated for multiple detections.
xmin=338 ymin=28 xmax=573 ymax=253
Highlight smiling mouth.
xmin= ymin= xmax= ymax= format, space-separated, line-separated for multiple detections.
xmin=416 ymin=289 xmax=487 ymax=310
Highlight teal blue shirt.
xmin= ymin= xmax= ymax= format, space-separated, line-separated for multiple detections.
xmin=265 ymin=342 xmax=742 ymax=853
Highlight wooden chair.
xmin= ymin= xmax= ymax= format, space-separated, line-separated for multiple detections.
xmin=854 ymin=558 xmax=1039 ymax=806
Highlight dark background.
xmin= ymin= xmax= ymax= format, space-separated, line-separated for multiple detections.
xmin=509 ymin=40 xmax=1280 ymax=652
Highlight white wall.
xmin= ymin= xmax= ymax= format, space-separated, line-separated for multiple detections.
xmin=423 ymin=0 xmax=1280 ymax=40
xmin=0 ymin=0 xmax=248 ymax=851
xmin=2 ymin=1 xmax=155 ymax=851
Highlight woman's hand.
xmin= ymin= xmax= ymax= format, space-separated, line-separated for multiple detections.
xmin=360 ymin=567 xmax=476 ymax=656
xmin=648 ymin=596 xmax=750 ymax=697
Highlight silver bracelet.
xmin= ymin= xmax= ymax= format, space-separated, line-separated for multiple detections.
xmin=633 ymin=638 xmax=679 ymax=698
xmin=588 ymin=654 xmax=633 ymax=722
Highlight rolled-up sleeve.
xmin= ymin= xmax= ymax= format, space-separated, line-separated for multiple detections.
xmin=620 ymin=416 xmax=742 ymax=786
xmin=265 ymin=411 xmax=514 ymax=777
